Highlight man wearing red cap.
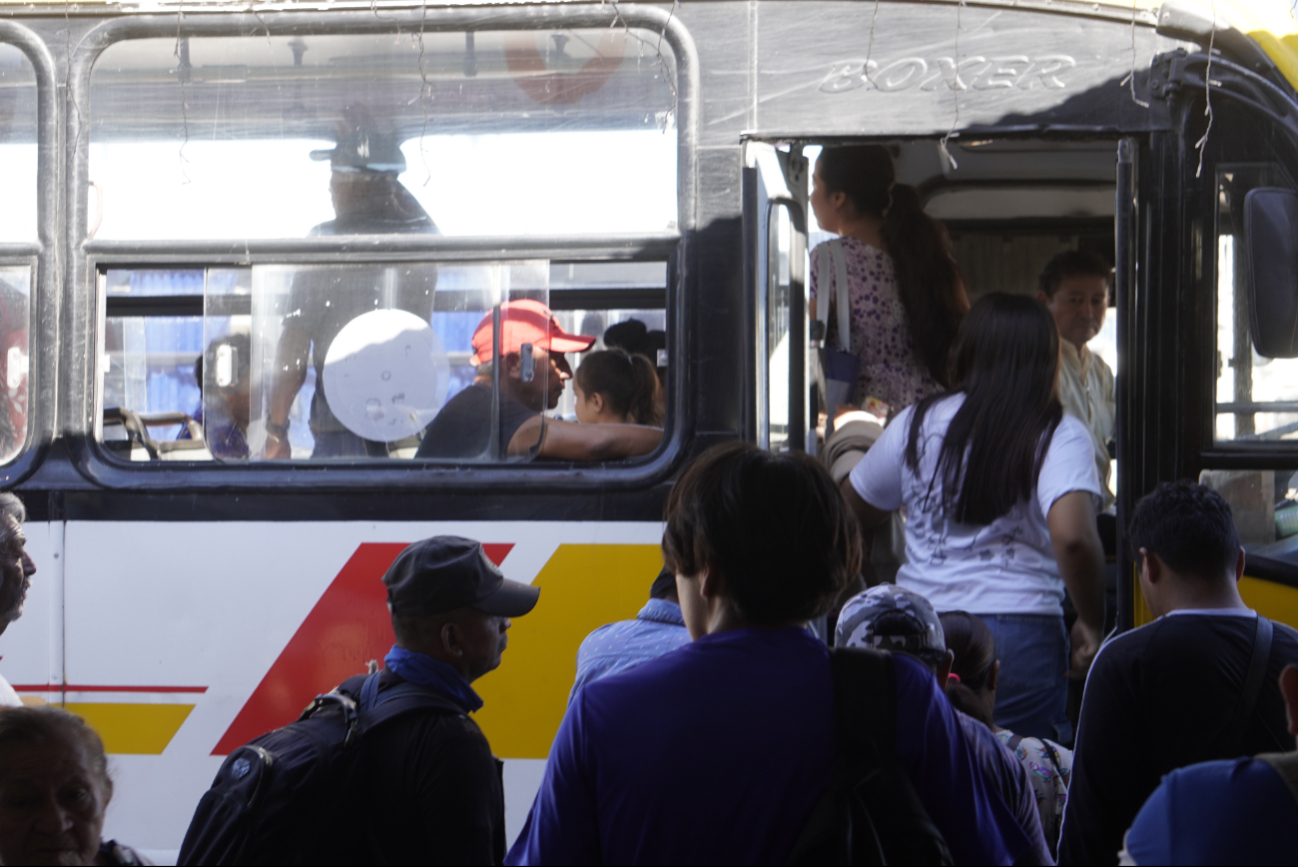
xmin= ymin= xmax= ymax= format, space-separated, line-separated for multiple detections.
xmin=416 ymin=300 xmax=661 ymax=461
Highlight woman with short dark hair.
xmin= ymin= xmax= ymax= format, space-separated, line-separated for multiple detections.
xmin=843 ymin=293 xmax=1106 ymax=744
xmin=0 ymin=706 xmax=147 ymax=865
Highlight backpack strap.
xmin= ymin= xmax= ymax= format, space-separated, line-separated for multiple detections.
xmin=785 ymin=648 xmax=952 ymax=866
xmin=1219 ymin=615 xmax=1274 ymax=756
xmin=831 ymin=646 xmax=896 ymax=770
xmin=1039 ymin=739 xmax=1068 ymax=782
xmin=332 ymin=672 xmax=468 ymax=736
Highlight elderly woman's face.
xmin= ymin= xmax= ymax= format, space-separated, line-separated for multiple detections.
xmin=0 ymin=737 xmax=107 ymax=866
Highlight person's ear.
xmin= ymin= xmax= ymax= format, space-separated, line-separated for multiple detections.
xmin=1037 ymin=290 xmax=1052 ymax=306
xmin=986 ymin=658 xmax=1000 ymax=693
xmin=1140 ymin=548 xmax=1162 ymax=586
xmin=829 ymin=189 xmax=849 ymax=214
xmin=1280 ymin=665 xmax=1298 ymax=736
xmin=937 ymin=650 xmax=954 ymax=687
xmin=1235 ymin=546 xmax=1247 ymax=584
xmin=440 ymin=621 xmax=463 ymax=657
xmin=502 ymin=352 xmax=523 ymax=381
xmin=589 ymin=391 xmax=606 ymax=415
xmin=697 ymin=565 xmax=725 ymax=601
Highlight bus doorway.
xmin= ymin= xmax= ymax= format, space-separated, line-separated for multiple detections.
xmin=749 ymin=136 xmax=1122 ymax=490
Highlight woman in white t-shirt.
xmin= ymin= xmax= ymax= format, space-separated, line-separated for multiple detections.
xmin=843 ymin=293 xmax=1105 ymax=744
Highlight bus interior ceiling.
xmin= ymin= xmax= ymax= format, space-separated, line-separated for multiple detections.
xmin=896 ymin=137 xmax=1118 ymax=302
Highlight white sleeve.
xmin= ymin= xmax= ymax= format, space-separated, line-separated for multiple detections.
xmin=1037 ymin=415 xmax=1103 ymax=517
xmin=0 ymin=673 xmax=21 ymax=707
xmin=848 ymin=407 xmax=910 ymax=511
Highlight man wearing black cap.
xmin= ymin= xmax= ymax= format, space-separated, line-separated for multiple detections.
xmin=264 ymin=106 xmax=439 ymax=460
xmin=354 ymin=535 xmax=538 ymax=865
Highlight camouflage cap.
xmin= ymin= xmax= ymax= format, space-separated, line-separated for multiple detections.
xmin=834 ymin=584 xmax=946 ymax=660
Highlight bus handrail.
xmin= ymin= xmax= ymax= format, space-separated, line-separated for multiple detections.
xmin=83 ymin=234 xmax=682 ymax=264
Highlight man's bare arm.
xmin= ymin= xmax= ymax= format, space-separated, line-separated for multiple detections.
xmin=264 ymin=326 xmax=311 ymax=459
xmin=508 ymin=416 xmax=661 ymax=461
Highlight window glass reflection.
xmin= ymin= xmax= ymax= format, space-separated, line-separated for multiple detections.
xmin=88 ymin=30 xmax=677 ymax=240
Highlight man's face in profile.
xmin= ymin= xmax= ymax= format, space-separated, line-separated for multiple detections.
xmin=0 ymin=515 xmax=35 ymax=630
xmin=507 ymin=347 xmax=571 ymax=412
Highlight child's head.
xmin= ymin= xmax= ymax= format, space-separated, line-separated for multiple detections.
xmin=574 ymin=350 xmax=661 ymax=426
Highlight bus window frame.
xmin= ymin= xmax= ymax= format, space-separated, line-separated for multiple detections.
xmin=1180 ymin=54 xmax=1298 ymax=471
xmin=64 ymin=5 xmax=698 ymax=492
xmin=0 ymin=22 xmax=57 ymax=490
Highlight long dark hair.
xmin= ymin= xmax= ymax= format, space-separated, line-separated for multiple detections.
xmin=817 ymin=145 xmax=964 ymax=385
xmin=905 ymin=293 xmax=1063 ymax=525
xmin=576 ymin=350 xmax=660 ymax=425
xmin=940 ymin=610 xmax=997 ymax=727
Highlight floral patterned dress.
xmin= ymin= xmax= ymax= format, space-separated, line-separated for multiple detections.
xmin=996 ymin=728 xmax=1073 ymax=857
xmin=810 ymin=237 xmax=942 ymax=412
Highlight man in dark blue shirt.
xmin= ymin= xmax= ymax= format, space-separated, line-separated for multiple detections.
xmin=1060 ymin=483 xmax=1298 ymax=865
xmin=506 ymin=442 xmax=1018 ymax=866
xmin=1120 ymin=665 xmax=1298 ymax=864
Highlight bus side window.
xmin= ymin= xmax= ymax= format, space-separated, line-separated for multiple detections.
xmin=88 ymin=25 xmax=678 ymax=468
xmin=0 ymin=43 xmax=39 ymax=466
xmin=1214 ymin=166 xmax=1298 ymax=446
xmin=97 ymin=260 xmax=669 ymax=463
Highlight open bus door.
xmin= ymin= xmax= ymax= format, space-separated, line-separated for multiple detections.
xmin=742 ymin=140 xmax=810 ymax=453
xmin=1122 ymin=40 xmax=1298 ymax=629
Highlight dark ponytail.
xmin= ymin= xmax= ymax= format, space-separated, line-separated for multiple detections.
xmin=817 ymin=145 xmax=964 ymax=386
xmin=939 ymin=610 xmax=997 ymax=728
xmin=575 ymin=350 xmax=661 ymax=425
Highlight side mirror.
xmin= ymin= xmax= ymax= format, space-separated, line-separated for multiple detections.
xmin=1243 ymin=187 xmax=1298 ymax=358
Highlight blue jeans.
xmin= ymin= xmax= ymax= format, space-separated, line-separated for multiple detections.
xmin=980 ymin=613 xmax=1072 ymax=744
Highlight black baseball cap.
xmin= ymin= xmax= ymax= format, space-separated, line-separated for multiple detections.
xmin=382 ymin=536 xmax=539 ymax=618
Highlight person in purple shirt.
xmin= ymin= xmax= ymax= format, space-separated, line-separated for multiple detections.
xmin=506 ymin=441 xmax=1019 ymax=866
xmin=569 ymin=568 xmax=691 ymax=703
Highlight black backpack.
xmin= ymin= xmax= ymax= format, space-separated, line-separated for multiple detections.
xmin=177 ymin=672 xmax=463 ymax=866
xmin=786 ymin=648 xmax=953 ymax=866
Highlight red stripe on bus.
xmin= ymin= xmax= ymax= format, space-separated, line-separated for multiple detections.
xmin=212 ymin=541 xmax=514 ymax=755
xmin=12 ymin=685 xmax=209 ymax=693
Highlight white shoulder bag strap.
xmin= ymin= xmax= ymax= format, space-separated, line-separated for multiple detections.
xmin=815 ymin=240 xmax=853 ymax=351
xmin=831 ymin=240 xmax=851 ymax=351
xmin=816 ymin=244 xmax=832 ymax=336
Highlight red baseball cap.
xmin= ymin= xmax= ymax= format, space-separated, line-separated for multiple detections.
xmin=469 ymin=299 xmax=596 ymax=366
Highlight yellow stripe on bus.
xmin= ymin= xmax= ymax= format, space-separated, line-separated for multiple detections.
xmin=1134 ymin=573 xmax=1298 ymax=632
xmin=1240 ymin=576 xmax=1298 ymax=633
xmin=473 ymin=543 xmax=664 ymax=759
xmin=63 ymin=703 xmax=196 ymax=755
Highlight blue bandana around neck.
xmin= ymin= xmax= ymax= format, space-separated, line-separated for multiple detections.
xmin=384 ymin=645 xmax=484 ymax=712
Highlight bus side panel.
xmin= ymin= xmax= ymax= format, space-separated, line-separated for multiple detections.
xmin=57 ymin=520 xmax=663 ymax=856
